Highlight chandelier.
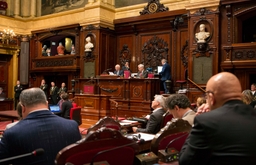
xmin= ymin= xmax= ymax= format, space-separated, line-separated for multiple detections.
xmin=0 ymin=29 xmax=15 ymax=44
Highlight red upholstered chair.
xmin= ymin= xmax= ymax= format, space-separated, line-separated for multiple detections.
xmin=161 ymin=111 xmax=174 ymax=128
xmin=70 ymin=107 xmax=82 ymax=126
xmin=176 ymin=69 xmax=188 ymax=89
xmin=55 ymin=127 xmax=139 ymax=165
xmin=150 ymin=118 xmax=192 ymax=155
xmin=87 ymin=116 xmax=121 ymax=134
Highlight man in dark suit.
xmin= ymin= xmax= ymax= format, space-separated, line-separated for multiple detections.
xmin=122 ymin=61 xmax=132 ymax=72
xmin=49 ymin=81 xmax=59 ymax=105
xmin=40 ymin=79 xmax=48 ymax=98
xmin=113 ymin=64 xmax=124 ymax=76
xmin=0 ymin=87 xmax=81 ymax=165
xmin=55 ymin=93 xmax=72 ymax=119
xmin=132 ymin=95 xmax=166 ymax=134
xmin=159 ymin=59 xmax=171 ymax=93
xmin=14 ymin=80 xmax=23 ymax=109
xmin=137 ymin=64 xmax=148 ymax=78
xmin=179 ymin=72 xmax=256 ymax=165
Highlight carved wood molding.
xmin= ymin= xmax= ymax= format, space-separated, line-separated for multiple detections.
xmin=35 ymin=59 xmax=74 ymax=67
xmin=192 ymin=43 xmax=214 ymax=57
xmin=140 ymin=0 xmax=169 ymax=15
xmin=181 ymin=40 xmax=189 ymax=68
xmin=141 ymin=35 xmax=169 ymax=70
xmin=119 ymin=44 xmax=131 ymax=66
xmin=232 ymin=49 xmax=256 ymax=60
xmin=192 ymin=8 xmax=219 ymax=16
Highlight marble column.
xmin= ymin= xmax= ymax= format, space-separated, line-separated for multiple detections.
xmin=36 ymin=0 xmax=41 ymax=17
xmin=13 ymin=0 xmax=20 ymax=17
xmin=30 ymin=0 xmax=36 ymax=17
xmin=21 ymin=0 xmax=30 ymax=17
xmin=20 ymin=36 xmax=30 ymax=85
xmin=6 ymin=0 xmax=12 ymax=16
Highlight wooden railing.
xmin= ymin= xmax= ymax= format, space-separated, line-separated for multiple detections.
xmin=187 ymin=78 xmax=206 ymax=93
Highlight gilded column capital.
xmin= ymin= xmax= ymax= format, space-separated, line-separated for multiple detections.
xmin=18 ymin=35 xmax=32 ymax=42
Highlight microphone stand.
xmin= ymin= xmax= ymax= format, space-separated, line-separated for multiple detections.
xmin=0 ymin=148 xmax=44 ymax=163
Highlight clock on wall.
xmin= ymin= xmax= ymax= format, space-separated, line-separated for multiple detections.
xmin=149 ymin=3 xmax=158 ymax=13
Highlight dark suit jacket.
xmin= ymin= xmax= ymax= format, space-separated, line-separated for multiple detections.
xmin=58 ymin=87 xmax=67 ymax=95
xmin=114 ymin=69 xmax=124 ymax=76
xmin=179 ymin=100 xmax=256 ymax=165
xmin=0 ymin=110 xmax=81 ymax=165
xmin=159 ymin=63 xmax=171 ymax=81
xmin=50 ymin=86 xmax=59 ymax=105
xmin=137 ymin=70 xmax=148 ymax=78
xmin=40 ymin=84 xmax=48 ymax=97
xmin=14 ymin=85 xmax=23 ymax=99
xmin=137 ymin=108 xmax=166 ymax=134
xmin=56 ymin=100 xmax=73 ymax=119
xmin=122 ymin=66 xmax=132 ymax=73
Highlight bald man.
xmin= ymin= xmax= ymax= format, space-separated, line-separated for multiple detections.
xmin=179 ymin=72 xmax=256 ymax=165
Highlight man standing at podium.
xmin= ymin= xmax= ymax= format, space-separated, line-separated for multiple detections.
xmin=159 ymin=59 xmax=171 ymax=93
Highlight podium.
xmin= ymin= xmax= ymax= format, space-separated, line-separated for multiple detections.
xmin=84 ymin=85 xmax=94 ymax=94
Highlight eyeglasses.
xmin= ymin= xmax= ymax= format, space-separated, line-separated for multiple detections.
xmin=204 ymin=90 xmax=214 ymax=99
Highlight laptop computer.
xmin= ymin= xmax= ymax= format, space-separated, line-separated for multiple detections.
xmin=49 ymin=105 xmax=60 ymax=112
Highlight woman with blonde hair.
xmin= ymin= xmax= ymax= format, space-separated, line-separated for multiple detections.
xmin=242 ymin=89 xmax=256 ymax=108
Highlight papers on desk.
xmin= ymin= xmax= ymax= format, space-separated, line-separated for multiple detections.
xmin=119 ymin=120 xmax=138 ymax=126
xmin=120 ymin=120 xmax=138 ymax=123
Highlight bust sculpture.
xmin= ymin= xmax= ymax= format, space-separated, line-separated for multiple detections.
xmin=85 ymin=36 xmax=94 ymax=52
xmin=195 ymin=24 xmax=210 ymax=43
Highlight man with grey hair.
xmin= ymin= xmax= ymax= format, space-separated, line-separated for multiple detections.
xmin=132 ymin=95 xmax=166 ymax=134
xmin=166 ymin=94 xmax=195 ymax=126
xmin=114 ymin=64 xmax=124 ymax=76
xmin=0 ymin=88 xmax=81 ymax=165
xmin=137 ymin=64 xmax=148 ymax=78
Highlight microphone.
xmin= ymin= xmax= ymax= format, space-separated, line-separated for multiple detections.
xmin=0 ymin=148 xmax=44 ymax=163
xmin=103 ymin=68 xmax=112 ymax=72
xmin=90 ymin=139 xmax=144 ymax=165
xmin=158 ymin=132 xmax=188 ymax=163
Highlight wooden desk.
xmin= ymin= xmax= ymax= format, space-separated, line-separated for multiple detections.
xmin=125 ymin=132 xmax=155 ymax=153
xmin=0 ymin=99 xmax=14 ymax=111
xmin=75 ymin=78 xmax=160 ymax=120
xmin=0 ymin=110 xmax=19 ymax=122
xmin=159 ymin=161 xmax=179 ymax=165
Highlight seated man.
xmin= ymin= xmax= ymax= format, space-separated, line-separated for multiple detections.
xmin=132 ymin=95 xmax=166 ymax=134
xmin=179 ymin=72 xmax=256 ymax=165
xmin=114 ymin=64 xmax=124 ymax=76
xmin=165 ymin=94 xmax=196 ymax=126
xmin=137 ymin=64 xmax=148 ymax=78
xmin=55 ymin=93 xmax=72 ymax=119
xmin=0 ymin=88 xmax=81 ymax=165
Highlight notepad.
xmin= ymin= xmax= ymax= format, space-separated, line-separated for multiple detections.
xmin=109 ymin=72 xmax=114 ymax=75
